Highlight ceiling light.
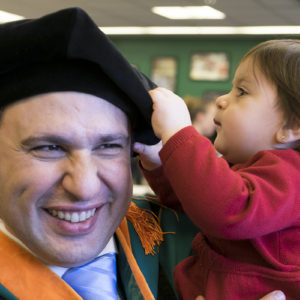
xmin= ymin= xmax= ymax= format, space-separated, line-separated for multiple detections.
xmin=101 ymin=26 xmax=300 ymax=36
xmin=0 ymin=10 xmax=24 ymax=23
xmin=151 ymin=6 xmax=225 ymax=20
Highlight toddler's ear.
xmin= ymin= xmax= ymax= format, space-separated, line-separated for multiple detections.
xmin=275 ymin=127 xmax=300 ymax=144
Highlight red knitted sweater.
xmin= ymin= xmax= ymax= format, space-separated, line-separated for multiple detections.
xmin=143 ymin=126 xmax=300 ymax=300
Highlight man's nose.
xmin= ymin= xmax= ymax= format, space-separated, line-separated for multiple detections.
xmin=215 ymin=94 xmax=229 ymax=110
xmin=62 ymin=153 xmax=100 ymax=201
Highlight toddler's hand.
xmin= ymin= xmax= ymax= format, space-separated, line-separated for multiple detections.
xmin=195 ymin=290 xmax=286 ymax=300
xmin=133 ymin=141 xmax=162 ymax=171
xmin=149 ymin=87 xmax=192 ymax=144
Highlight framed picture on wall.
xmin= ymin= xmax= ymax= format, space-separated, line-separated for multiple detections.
xmin=190 ymin=52 xmax=229 ymax=81
xmin=151 ymin=56 xmax=177 ymax=91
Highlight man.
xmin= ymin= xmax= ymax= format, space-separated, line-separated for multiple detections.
xmin=0 ymin=7 xmax=198 ymax=300
xmin=0 ymin=7 xmax=286 ymax=300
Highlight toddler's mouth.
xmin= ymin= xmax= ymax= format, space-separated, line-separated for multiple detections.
xmin=214 ymin=119 xmax=221 ymax=126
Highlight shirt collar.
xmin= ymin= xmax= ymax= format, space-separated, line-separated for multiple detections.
xmin=0 ymin=219 xmax=117 ymax=277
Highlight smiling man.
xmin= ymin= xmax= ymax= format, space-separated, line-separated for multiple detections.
xmin=0 ymin=93 xmax=132 ymax=268
xmin=0 ymin=7 xmax=199 ymax=300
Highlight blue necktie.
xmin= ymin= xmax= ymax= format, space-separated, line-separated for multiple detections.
xmin=62 ymin=252 xmax=118 ymax=300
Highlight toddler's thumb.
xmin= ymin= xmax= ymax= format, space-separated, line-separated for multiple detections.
xmin=133 ymin=142 xmax=146 ymax=155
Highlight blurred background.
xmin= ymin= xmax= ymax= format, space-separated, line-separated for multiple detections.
xmin=2 ymin=0 xmax=300 ymax=192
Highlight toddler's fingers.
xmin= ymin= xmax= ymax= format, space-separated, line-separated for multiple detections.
xmin=133 ymin=141 xmax=162 ymax=156
xmin=149 ymin=87 xmax=174 ymax=101
xmin=195 ymin=291 xmax=285 ymax=300
xmin=133 ymin=142 xmax=146 ymax=155
xmin=260 ymin=291 xmax=286 ymax=300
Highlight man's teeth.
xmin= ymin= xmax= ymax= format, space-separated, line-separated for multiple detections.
xmin=48 ymin=208 xmax=96 ymax=223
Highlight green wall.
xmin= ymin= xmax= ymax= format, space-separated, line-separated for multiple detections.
xmin=110 ymin=36 xmax=277 ymax=98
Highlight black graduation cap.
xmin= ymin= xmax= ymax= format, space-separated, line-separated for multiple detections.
xmin=0 ymin=7 xmax=159 ymax=145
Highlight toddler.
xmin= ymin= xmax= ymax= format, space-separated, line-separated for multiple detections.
xmin=134 ymin=40 xmax=300 ymax=299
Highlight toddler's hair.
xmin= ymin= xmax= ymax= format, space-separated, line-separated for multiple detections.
xmin=242 ymin=40 xmax=300 ymax=131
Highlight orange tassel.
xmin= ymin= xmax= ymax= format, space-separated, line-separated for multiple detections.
xmin=126 ymin=201 xmax=164 ymax=255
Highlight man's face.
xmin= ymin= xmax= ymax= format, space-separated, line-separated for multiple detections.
xmin=0 ymin=92 xmax=133 ymax=267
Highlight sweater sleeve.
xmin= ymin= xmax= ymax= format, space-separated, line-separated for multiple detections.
xmin=140 ymin=162 xmax=183 ymax=211
xmin=159 ymin=126 xmax=300 ymax=240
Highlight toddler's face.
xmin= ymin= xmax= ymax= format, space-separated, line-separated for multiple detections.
xmin=213 ymin=57 xmax=284 ymax=164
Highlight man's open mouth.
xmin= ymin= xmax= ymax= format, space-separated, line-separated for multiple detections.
xmin=46 ymin=208 xmax=96 ymax=223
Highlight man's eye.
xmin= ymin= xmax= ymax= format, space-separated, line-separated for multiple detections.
xmin=30 ymin=145 xmax=65 ymax=159
xmin=98 ymin=143 xmax=122 ymax=149
xmin=95 ymin=143 xmax=123 ymax=154
xmin=34 ymin=145 xmax=62 ymax=151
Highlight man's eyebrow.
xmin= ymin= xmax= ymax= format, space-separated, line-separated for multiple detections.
xmin=98 ymin=134 xmax=129 ymax=143
xmin=21 ymin=135 xmax=70 ymax=147
xmin=21 ymin=134 xmax=130 ymax=147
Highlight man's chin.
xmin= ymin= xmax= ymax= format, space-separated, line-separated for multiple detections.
xmin=39 ymin=249 xmax=101 ymax=268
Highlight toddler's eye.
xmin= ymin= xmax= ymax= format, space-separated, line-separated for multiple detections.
xmin=237 ymin=87 xmax=247 ymax=96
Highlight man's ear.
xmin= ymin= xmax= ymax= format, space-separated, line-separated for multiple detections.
xmin=275 ymin=127 xmax=300 ymax=144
